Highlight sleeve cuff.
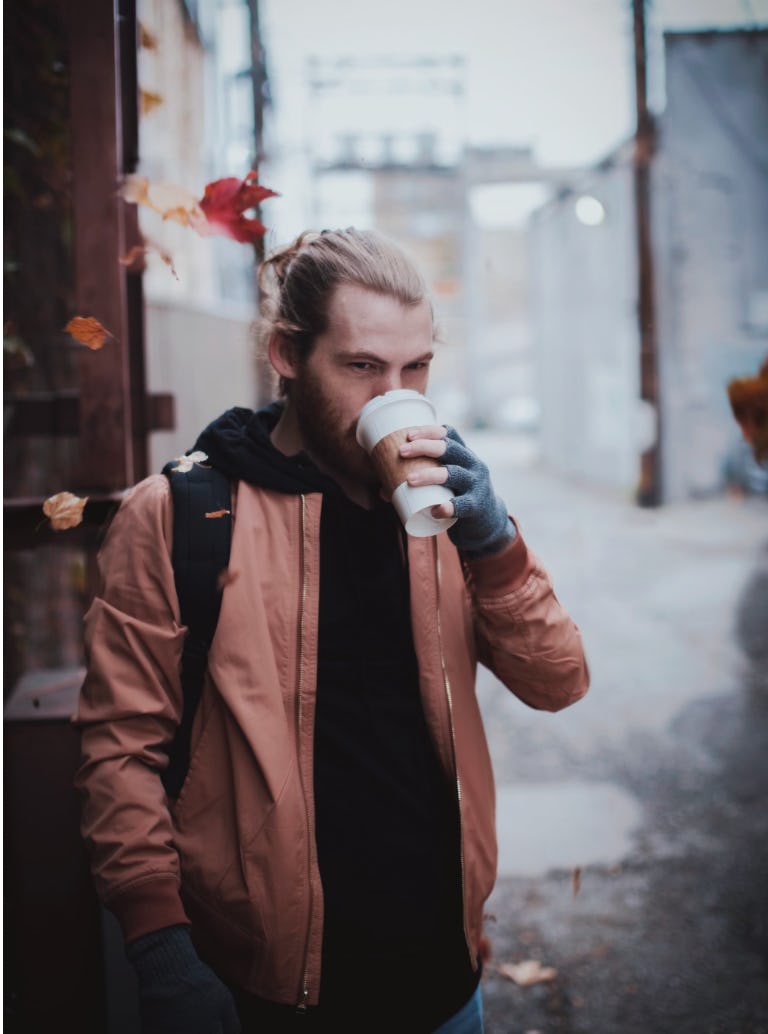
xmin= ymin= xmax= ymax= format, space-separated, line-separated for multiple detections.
xmin=462 ymin=518 xmax=533 ymax=594
xmin=108 ymin=876 xmax=190 ymax=945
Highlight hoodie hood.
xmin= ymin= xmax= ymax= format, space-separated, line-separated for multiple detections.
xmin=192 ymin=404 xmax=342 ymax=496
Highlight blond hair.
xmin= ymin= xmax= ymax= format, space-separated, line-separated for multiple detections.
xmin=258 ymin=228 xmax=433 ymax=394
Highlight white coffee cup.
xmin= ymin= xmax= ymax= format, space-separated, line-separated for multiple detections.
xmin=356 ymin=389 xmax=457 ymax=537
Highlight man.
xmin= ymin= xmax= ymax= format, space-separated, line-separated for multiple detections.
xmin=76 ymin=228 xmax=589 ymax=1034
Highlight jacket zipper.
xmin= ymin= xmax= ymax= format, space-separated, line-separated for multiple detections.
xmin=433 ymin=538 xmax=474 ymax=970
xmin=295 ymin=495 xmax=313 ymax=1012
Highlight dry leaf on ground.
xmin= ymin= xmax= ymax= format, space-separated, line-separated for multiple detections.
xmin=43 ymin=492 xmax=88 ymax=530
xmin=64 ymin=316 xmax=111 ymax=350
xmin=497 ymin=960 xmax=558 ymax=987
xmin=572 ymin=865 xmax=582 ymax=897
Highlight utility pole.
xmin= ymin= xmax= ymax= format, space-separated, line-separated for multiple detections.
xmin=247 ymin=0 xmax=272 ymax=405
xmin=632 ymin=0 xmax=662 ymax=506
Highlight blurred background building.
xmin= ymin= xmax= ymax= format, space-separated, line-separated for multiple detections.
xmin=530 ymin=28 xmax=768 ymax=500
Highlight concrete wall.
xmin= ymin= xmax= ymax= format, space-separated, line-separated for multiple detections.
xmin=528 ymin=28 xmax=768 ymax=501
xmin=146 ymin=299 xmax=260 ymax=473
xmin=528 ymin=154 xmax=641 ymax=493
xmin=653 ymin=30 xmax=768 ymax=500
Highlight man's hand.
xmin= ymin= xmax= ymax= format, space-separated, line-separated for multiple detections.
xmin=400 ymin=425 xmax=515 ymax=555
xmin=126 ymin=925 xmax=241 ymax=1034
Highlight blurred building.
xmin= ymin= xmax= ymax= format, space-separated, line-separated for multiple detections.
xmin=138 ymin=0 xmax=270 ymax=471
xmin=300 ymin=55 xmax=583 ymax=426
xmin=529 ymin=28 xmax=768 ymax=501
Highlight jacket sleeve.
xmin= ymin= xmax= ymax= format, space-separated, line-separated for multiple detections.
xmin=462 ymin=521 xmax=590 ymax=712
xmin=74 ymin=474 xmax=191 ymax=943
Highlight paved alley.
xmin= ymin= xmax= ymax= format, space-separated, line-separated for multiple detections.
xmin=465 ymin=430 xmax=768 ymax=1034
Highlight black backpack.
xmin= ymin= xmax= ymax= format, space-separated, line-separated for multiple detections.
xmin=161 ymin=460 xmax=233 ymax=797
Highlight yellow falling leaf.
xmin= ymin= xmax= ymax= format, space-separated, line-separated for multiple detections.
xmin=64 ymin=316 xmax=111 ymax=350
xmin=140 ymin=89 xmax=163 ymax=116
xmin=43 ymin=492 xmax=88 ymax=531
xmin=120 ymin=174 xmax=202 ymax=228
xmin=138 ymin=22 xmax=158 ymax=50
xmin=119 ymin=242 xmax=179 ymax=280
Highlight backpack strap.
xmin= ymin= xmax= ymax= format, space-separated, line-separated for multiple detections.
xmin=161 ymin=459 xmax=233 ymax=798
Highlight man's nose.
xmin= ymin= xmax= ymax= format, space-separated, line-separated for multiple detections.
xmin=375 ymin=370 xmax=404 ymax=394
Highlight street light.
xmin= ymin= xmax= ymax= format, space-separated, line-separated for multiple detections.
xmin=575 ymin=194 xmax=606 ymax=226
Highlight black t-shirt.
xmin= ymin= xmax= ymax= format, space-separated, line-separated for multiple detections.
xmin=312 ymin=492 xmax=477 ymax=1030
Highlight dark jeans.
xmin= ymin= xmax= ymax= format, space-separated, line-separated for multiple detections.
xmin=233 ymin=984 xmax=484 ymax=1034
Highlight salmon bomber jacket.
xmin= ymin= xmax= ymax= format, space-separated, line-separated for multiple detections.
xmin=75 ymin=473 xmax=589 ymax=1007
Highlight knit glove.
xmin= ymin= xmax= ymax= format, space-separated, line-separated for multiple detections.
xmin=126 ymin=925 xmax=241 ymax=1034
xmin=442 ymin=427 xmax=516 ymax=556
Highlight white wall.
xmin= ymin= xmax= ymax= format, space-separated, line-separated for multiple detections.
xmin=146 ymin=300 xmax=260 ymax=472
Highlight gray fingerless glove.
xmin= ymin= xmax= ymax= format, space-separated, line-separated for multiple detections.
xmin=126 ymin=925 xmax=240 ymax=1034
xmin=442 ymin=427 xmax=516 ymax=556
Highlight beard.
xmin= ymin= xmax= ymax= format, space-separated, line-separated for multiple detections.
xmin=290 ymin=365 xmax=378 ymax=490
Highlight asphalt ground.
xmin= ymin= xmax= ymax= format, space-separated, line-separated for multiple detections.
xmin=464 ymin=433 xmax=768 ymax=1034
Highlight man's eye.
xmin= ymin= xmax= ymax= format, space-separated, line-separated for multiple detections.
xmin=349 ymin=362 xmax=375 ymax=371
xmin=406 ymin=361 xmax=429 ymax=370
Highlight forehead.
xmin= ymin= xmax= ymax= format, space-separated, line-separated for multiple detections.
xmin=323 ymin=284 xmax=433 ymax=351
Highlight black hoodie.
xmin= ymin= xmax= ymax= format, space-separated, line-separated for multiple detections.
xmin=194 ymin=407 xmax=477 ymax=1030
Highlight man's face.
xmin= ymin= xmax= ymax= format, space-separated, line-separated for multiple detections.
xmin=288 ymin=284 xmax=434 ymax=487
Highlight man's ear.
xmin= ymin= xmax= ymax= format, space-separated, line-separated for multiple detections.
xmin=268 ymin=333 xmax=299 ymax=382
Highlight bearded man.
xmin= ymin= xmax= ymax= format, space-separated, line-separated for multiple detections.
xmin=76 ymin=227 xmax=589 ymax=1034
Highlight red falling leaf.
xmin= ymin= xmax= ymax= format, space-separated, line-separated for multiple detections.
xmin=196 ymin=171 xmax=279 ymax=244
xmin=64 ymin=316 xmax=111 ymax=350
xmin=205 ymin=509 xmax=231 ymax=519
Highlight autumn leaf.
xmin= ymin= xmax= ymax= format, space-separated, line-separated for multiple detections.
xmin=65 ymin=316 xmax=111 ymax=350
xmin=140 ymin=89 xmax=163 ymax=116
xmin=195 ymin=171 xmax=279 ymax=244
xmin=205 ymin=509 xmax=231 ymax=519
xmin=170 ymin=450 xmax=208 ymax=473
xmin=728 ymin=358 xmax=768 ymax=462
xmin=119 ymin=242 xmax=179 ymax=280
xmin=43 ymin=492 xmax=88 ymax=531
xmin=121 ymin=174 xmax=202 ymax=228
xmin=139 ymin=22 xmax=158 ymax=49
xmin=497 ymin=960 xmax=558 ymax=987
